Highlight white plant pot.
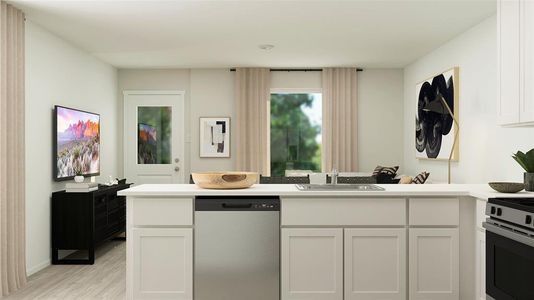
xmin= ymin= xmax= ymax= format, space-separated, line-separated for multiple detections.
xmin=74 ymin=175 xmax=84 ymax=183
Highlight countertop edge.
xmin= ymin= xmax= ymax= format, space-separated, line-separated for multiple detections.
xmin=117 ymin=184 xmax=534 ymax=200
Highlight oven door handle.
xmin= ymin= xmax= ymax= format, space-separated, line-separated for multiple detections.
xmin=483 ymin=222 xmax=534 ymax=248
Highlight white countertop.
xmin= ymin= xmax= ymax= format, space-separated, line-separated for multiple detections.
xmin=118 ymin=183 xmax=534 ymax=200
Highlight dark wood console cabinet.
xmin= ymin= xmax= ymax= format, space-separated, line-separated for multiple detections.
xmin=51 ymin=183 xmax=132 ymax=264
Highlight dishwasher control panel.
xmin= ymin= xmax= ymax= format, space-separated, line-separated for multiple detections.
xmin=252 ymin=203 xmax=277 ymax=209
xmin=195 ymin=196 xmax=280 ymax=211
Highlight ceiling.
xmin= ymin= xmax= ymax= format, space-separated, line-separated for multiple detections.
xmin=11 ymin=0 xmax=496 ymax=69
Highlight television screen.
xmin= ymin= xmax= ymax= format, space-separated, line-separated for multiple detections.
xmin=54 ymin=105 xmax=100 ymax=181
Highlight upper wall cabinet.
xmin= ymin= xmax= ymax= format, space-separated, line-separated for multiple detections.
xmin=498 ymin=0 xmax=534 ymax=125
xmin=521 ymin=0 xmax=534 ymax=123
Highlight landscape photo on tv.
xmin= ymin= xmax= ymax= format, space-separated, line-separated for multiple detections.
xmin=54 ymin=106 xmax=100 ymax=180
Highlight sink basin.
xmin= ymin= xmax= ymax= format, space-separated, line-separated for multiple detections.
xmin=295 ymin=184 xmax=385 ymax=191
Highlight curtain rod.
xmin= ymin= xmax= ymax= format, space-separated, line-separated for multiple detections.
xmin=229 ymin=68 xmax=363 ymax=72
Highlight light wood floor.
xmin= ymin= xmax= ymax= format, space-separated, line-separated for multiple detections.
xmin=6 ymin=241 xmax=126 ymax=300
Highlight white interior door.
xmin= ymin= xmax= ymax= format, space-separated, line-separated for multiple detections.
xmin=124 ymin=91 xmax=185 ymax=184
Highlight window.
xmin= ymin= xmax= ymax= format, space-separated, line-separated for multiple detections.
xmin=137 ymin=106 xmax=172 ymax=164
xmin=270 ymin=92 xmax=322 ymax=176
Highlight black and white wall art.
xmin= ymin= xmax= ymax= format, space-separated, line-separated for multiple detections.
xmin=200 ymin=117 xmax=230 ymax=157
xmin=415 ymin=67 xmax=459 ymax=160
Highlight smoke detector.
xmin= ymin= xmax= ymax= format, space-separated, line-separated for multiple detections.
xmin=258 ymin=44 xmax=274 ymax=50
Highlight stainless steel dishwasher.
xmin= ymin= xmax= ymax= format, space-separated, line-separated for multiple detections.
xmin=194 ymin=196 xmax=280 ymax=300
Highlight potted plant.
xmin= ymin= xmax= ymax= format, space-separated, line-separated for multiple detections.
xmin=512 ymin=148 xmax=534 ymax=192
xmin=73 ymin=164 xmax=84 ymax=183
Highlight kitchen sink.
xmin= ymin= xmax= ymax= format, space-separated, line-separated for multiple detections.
xmin=295 ymin=184 xmax=385 ymax=191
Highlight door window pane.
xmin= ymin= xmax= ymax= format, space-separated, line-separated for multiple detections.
xmin=270 ymin=93 xmax=322 ymax=176
xmin=137 ymin=106 xmax=172 ymax=164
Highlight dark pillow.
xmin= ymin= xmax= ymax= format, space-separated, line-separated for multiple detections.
xmin=412 ymin=172 xmax=430 ymax=184
xmin=376 ymin=173 xmax=401 ymax=184
xmin=372 ymin=165 xmax=399 ymax=177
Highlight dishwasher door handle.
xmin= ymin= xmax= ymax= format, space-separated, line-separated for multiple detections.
xmin=222 ymin=203 xmax=252 ymax=209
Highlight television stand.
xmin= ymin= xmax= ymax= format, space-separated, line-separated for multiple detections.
xmin=51 ymin=183 xmax=132 ymax=265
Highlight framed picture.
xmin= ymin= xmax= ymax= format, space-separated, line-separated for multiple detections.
xmin=415 ymin=67 xmax=459 ymax=160
xmin=199 ymin=117 xmax=230 ymax=157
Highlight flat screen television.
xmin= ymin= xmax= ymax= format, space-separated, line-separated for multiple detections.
xmin=54 ymin=105 xmax=100 ymax=181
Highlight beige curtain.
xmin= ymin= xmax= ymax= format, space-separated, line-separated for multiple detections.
xmin=235 ymin=68 xmax=271 ymax=175
xmin=322 ymin=68 xmax=358 ymax=172
xmin=0 ymin=1 xmax=27 ymax=296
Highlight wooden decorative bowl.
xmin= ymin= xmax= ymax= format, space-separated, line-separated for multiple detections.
xmin=191 ymin=172 xmax=258 ymax=189
xmin=488 ymin=182 xmax=525 ymax=193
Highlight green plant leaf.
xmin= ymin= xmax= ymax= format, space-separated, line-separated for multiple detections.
xmin=513 ymin=151 xmax=528 ymax=172
xmin=525 ymin=148 xmax=534 ymax=172
xmin=513 ymin=149 xmax=534 ymax=172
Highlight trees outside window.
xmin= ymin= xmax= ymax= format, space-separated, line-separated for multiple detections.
xmin=270 ymin=93 xmax=322 ymax=176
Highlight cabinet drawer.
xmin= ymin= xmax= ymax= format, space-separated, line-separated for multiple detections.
xmin=476 ymin=199 xmax=486 ymax=231
xmin=409 ymin=198 xmax=459 ymax=226
xmin=281 ymin=198 xmax=406 ymax=226
xmin=132 ymin=197 xmax=193 ymax=226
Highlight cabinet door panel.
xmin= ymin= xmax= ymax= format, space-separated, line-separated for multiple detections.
xmin=345 ymin=228 xmax=406 ymax=300
xmin=132 ymin=228 xmax=193 ymax=300
xmin=476 ymin=230 xmax=486 ymax=300
xmin=409 ymin=228 xmax=459 ymax=300
xmin=522 ymin=0 xmax=534 ymax=122
xmin=498 ymin=0 xmax=521 ymax=125
xmin=281 ymin=228 xmax=343 ymax=300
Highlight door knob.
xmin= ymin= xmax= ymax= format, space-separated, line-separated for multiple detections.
xmin=174 ymin=166 xmax=180 ymax=172
xmin=175 ymin=158 xmax=180 ymax=163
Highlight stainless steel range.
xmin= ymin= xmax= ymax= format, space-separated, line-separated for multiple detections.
xmin=483 ymin=198 xmax=534 ymax=300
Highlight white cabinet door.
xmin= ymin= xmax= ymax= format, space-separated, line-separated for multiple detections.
xmin=132 ymin=228 xmax=193 ymax=300
xmin=344 ymin=228 xmax=406 ymax=300
xmin=476 ymin=230 xmax=487 ymax=300
xmin=521 ymin=0 xmax=534 ymax=123
xmin=498 ymin=0 xmax=521 ymax=125
xmin=409 ymin=228 xmax=459 ymax=300
xmin=281 ymin=228 xmax=343 ymax=300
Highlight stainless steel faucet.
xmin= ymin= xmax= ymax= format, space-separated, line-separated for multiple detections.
xmin=331 ymin=168 xmax=338 ymax=185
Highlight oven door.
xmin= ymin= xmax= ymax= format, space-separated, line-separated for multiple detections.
xmin=484 ymin=222 xmax=534 ymax=300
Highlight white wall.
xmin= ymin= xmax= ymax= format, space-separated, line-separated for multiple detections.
xmin=403 ymin=15 xmax=534 ymax=183
xmin=118 ymin=68 xmax=404 ymax=176
xmin=25 ymin=21 xmax=119 ymax=275
xmin=358 ymin=69 xmax=404 ymax=172
xmin=190 ymin=69 xmax=236 ymax=172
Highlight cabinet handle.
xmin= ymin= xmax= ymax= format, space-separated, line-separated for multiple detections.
xmin=222 ymin=203 xmax=252 ymax=209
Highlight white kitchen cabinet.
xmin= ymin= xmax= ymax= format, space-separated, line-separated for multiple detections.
xmin=281 ymin=228 xmax=343 ymax=300
xmin=282 ymin=197 xmax=406 ymax=226
xmin=498 ymin=0 xmax=534 ymax=125
xmin=498 ymin=0 xmax=521 ymax=125
xmin=476 ymin=230 xmax=487 ymax=300
xmin=521 ymin=0 xmax=534 ymax=123
xmin=409 ymin=198 xmax=459 ymax=226
xmin=344 ymin=228 xmax=406 ymax=300
xmin=409 ymin=228 xmax=459 ymax=300
xmin=475 ymin=198 xmax=487 ymax=300
xmin=131 ymin=228 xmax=193 ymax=300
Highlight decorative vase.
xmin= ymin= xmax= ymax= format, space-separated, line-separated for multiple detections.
xmin=74 ymin=175 xmax=84 ymax=183
xmin=525 ymin=173 xmax=534 ymax=192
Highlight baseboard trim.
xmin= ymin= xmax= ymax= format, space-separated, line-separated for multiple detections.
xmin=27 ymin=259 xmax=50 ymax=276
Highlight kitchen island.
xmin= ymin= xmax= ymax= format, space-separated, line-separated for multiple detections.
xmin=119 ymin=184 xmax=533 ymax=300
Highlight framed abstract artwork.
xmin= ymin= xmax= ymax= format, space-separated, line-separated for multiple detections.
xmin=415 ymin=67 xmax=459 ymax=160
xmin=199 ymin=117 xmax=230 ymax=158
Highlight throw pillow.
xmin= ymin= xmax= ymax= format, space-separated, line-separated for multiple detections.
xmin=398 ymin=176 xmax=413 ymax=184
xmin=412 ymin=171 xmax=430 ymax=184
xmin=372 ymin=165 xmax=399 ymax=177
